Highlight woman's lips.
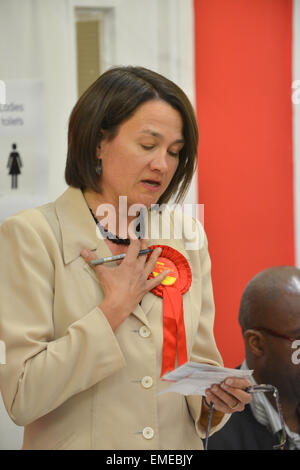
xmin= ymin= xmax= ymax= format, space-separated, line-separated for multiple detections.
xmin=141 ymin=180 xmax=162 ymax=192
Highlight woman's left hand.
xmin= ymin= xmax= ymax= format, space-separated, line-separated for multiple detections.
xmin=205 ymin=377 xmax=252 ymax=414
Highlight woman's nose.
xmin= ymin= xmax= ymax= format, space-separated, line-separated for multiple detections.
xmin=149 ymin=150 xmax=169 ymax=173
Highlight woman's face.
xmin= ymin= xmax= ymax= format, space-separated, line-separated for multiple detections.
xmin=97 ymin=99 xmax=184 ymax=209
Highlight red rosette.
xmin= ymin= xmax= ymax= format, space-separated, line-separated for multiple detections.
xmin=147 ymin=245 xmax=192 ymax=377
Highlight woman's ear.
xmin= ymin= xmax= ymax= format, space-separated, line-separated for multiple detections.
xmin=96 ymin=130 xmax=109 ymax=158
xmin=243 ymin=330 xmax=265 ymax=358
xmin=96 ymin=141 xmax=101 ymax=158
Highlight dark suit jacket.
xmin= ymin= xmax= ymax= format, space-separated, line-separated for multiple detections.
xmin=206 ymin=403 xmax=281 ymax=450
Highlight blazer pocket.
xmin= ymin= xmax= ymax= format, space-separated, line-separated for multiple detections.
xmin=51 ymin=432 xmax=77 ymax=450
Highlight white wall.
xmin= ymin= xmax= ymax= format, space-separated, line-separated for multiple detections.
xmin=293 ymin=0 xmax=300 ymax=267
xmin=0 ymin=0 xmax=196 ymax=450
xmin=0 ymin=0 xmax=196 ymax=205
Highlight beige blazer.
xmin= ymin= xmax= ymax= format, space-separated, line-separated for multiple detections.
xmin=0 ymin=186 xmax=229 ymax=450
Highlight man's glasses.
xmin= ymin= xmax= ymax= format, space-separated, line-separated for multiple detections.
xmin=245 ymin=326 xmax=300 ymax=343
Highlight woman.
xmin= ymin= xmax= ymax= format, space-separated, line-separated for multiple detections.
xmin=0 ymin=66 xmax=251 ymax=450
xmin=7 ymin=143 xmax=22 ymax=189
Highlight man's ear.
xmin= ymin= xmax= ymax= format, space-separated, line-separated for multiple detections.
xmin=243 ymin=330 xmax=265 ymax=358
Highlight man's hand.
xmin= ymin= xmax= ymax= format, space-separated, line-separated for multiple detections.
xmin=205 ymin=377 xmax=252 ymax=414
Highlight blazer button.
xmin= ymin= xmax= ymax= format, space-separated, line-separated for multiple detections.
xmin=139 ymin=326 xmax=151 ymax=338
xmin=141 ymin=376 xmax=153 ymax=389
xmin=142 ymin=427 xmax=154 ymax=439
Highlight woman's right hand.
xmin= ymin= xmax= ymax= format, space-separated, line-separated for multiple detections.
xmin=80 ymin=238 xmax=168 ymax=331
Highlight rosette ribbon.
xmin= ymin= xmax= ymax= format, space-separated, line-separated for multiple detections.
xmin=147 ymin=245 xmax=192 ymax=377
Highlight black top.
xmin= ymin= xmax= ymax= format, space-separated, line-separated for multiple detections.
xmin=89 ymin=208 xmax=143 ymax=245
xmin=206 ymin=403 xmax=283 ymax=450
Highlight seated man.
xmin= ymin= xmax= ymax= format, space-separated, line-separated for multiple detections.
xmin=207 ymin=266 xmax=300 ymax=450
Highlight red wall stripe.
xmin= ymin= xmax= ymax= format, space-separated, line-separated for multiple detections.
xmin=194 ymin=0 xmax=294 ymax=367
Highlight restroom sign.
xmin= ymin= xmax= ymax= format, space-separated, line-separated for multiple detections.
xmin=0 ymin=79 xmax=48 ymax=222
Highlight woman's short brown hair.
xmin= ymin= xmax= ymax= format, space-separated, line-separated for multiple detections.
xmin=65 ymin=66 xmax=198 ymax=204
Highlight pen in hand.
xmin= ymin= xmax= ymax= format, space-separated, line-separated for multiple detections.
xmin=90 ymin=248 xmax=155 ymax=266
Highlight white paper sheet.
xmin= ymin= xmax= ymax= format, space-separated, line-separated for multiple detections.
xmin=159 ymin=362 xmax=253 ymax=396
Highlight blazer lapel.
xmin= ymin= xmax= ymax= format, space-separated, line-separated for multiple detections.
xmin=55 ymin=186 xmax=100 ymax=265
xmin=54 ymin=188 xmax=149 ymax=326
xmin=82 ymin=240 xmax=150 ymax=326
xmin=54 ymin=188 xmax=190 ymax=328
